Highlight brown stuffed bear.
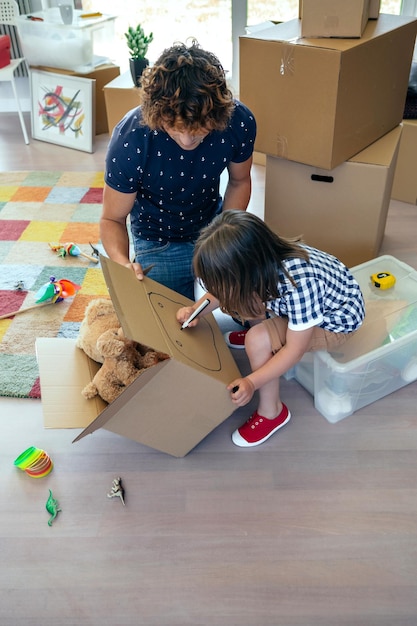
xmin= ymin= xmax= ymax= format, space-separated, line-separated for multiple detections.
xmin=77 ymin=298 xmax=169 ymax=404
xmin=81 ymin=327 xmax=169 ymax=404
xmin=76 ymin=298 xmax=120 ymax=364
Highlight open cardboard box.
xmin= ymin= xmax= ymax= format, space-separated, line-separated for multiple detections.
xmin=36 ymin=256 xmax=241 ymax=457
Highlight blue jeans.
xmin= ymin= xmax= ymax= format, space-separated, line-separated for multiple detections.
xmin=133 ymin=238 xmax=196 ymax=301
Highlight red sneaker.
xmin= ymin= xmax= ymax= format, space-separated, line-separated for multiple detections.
xmin=232 ymin=404 xmax=291 ymax=447
xmin=224 ymin=330 xmax=248 ymax=349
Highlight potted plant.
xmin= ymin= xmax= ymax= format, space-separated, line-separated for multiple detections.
xmin=125 ymin=24 xmax=154 ymax=86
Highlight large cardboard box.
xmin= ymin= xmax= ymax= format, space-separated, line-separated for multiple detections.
xmin=240 ymin=14 xmax=417 ymax=169
xmin=391 ymin=119 xmax=417 ymax=204
xmin=264 ymin=125 xmax=402 ymax=268
xmin=103 ymin=71 xmax=142 ymax=133
xmin=32 ymin=64 xmax=120 ymax=134
xmin=301 ymin=0 xmax=370 ymax=38
xmin=36 ymin=255 xmax=241 ymax=457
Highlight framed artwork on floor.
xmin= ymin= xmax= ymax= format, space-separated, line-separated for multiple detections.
xmin=30 ymin=69 xmax=95 ymax=153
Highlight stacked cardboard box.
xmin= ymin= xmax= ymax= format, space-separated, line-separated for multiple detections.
xmin=298 ymin=0 xmax=381 ymax=30
xmin=240 ymin=12 xmax=417 ymax=266
xmin=301 ymin=0 xmax=371 ymax=38
xmin=391 ymin=119 xmax=417 ymax=204
xmin=264 ymin=126 xmax=402 ymax=267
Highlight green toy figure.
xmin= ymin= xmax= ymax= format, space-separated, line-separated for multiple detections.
xmin=46 ymin=490 xmax=61 ymax=526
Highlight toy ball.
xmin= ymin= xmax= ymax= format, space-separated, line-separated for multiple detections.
xmin=370 ymin=271 xmax=396 ymax=290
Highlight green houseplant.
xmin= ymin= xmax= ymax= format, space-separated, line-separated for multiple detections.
xmin=125 ymin=24 xmax=154 ymax=86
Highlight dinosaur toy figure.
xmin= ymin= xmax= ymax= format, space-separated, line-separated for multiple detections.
xmin=107 ymin=477 xmax=125 ymax=506
xmin=46 ymin=490 xmax=62 ymax=526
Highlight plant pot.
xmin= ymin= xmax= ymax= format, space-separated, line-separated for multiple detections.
xmin=129 ymin=57 xmax=149 ymax=87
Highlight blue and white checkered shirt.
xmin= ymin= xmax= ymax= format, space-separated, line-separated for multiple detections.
xmin=267 ymin=245 xmax=365 ymax=333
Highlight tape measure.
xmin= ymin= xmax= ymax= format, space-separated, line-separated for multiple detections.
xmin=370 ymin=271 xmax=396 ymax=289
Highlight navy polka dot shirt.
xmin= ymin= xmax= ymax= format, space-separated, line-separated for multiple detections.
xmin=105 ymin=100 xmax=256 ymax=243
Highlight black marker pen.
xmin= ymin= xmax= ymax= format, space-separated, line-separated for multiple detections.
xmin=181 ymin=298 xmax=210 ymax=330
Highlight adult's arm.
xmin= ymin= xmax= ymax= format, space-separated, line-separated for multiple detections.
xmin=100 ymin=184 xmax=144 ymax=279
xmin=222 ymin=156 xmax=253 ymax=211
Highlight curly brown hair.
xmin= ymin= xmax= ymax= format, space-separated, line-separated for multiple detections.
xmin=140 ymin=40 xmax=235 ymax=132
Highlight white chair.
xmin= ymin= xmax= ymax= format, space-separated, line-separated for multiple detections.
xmin=0 ymin=0 xmax=29 ymax=144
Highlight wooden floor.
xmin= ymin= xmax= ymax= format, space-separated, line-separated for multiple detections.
xmin=1 ymin=111 xmax=417 ymax=626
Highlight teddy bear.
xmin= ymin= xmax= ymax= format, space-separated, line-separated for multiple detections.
xmin=76 ymin=298 xmax=169 ymax=404
xmin=76 ymin=298 xmax=120 ymax=364
xmin=81 ymin=327 xmax=168 ymax=404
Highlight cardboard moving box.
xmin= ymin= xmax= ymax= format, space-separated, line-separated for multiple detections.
xmin=36 ymin=256 xmax=241 ymax=457
xmin=264 ymin=125 xmax=402 ymax=268
xmin=103 ymin=71 xmax=142 ymax=134
xmin=391 ymin=119 xmax=417 ymax=204
xmin=301 ymin=0 xmax=370 ymax=38
xmin=240 ymin=14 xmax=417 ymax=169
xmin=299 ymin=0 xmax=380 ymax=23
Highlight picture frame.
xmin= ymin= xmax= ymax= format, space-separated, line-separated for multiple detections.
xmin=30 ymin=69 xmax=95 ymax=153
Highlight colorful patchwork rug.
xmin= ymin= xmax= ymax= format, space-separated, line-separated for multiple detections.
xmin=0 ymin=171 xmax=110 ymax=399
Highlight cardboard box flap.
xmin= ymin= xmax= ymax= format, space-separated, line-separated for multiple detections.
xmin=36 ymin=338 xmax=107 ymax=428
xmin=100 ymin=255 xmax=240 ymax=385
xmin=73 ymin=358 xmax=235 ymax=457
xmin=243 ymin=14 xmax=417 ymax=52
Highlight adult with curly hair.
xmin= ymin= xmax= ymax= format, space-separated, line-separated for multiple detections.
xmin=101 ymin=40 xmax=256 ymax=300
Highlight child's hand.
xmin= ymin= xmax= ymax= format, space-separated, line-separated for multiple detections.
xmin=176 ymin=306 xmax=199 ymax=327
xmin=227 ymin=377 xmax=255 ymax=407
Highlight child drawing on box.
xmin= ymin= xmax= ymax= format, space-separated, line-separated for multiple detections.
xmin=176 ymin=210 xmax=365 ymax=448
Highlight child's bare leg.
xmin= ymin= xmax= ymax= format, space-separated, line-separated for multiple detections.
xmin=232 ymin=319 xmax=290 ymax=447
xmin=245 ymin=320 xmax=285 ymax=419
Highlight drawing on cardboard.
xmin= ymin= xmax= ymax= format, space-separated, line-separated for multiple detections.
xmin=148 ymin=291 xmax=222 ymax=372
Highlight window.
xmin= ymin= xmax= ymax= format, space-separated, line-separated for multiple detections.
xmin=83 ymin=0 xmax=404 ymax=85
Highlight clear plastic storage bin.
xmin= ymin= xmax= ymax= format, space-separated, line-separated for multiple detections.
xmin=286 ymin=255 xmax=417 ymax=423
xmin=16 ymin=9 xmax=116 ymax=73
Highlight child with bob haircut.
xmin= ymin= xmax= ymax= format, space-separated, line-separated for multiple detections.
xmin=176 ymin=210 xmax=365 ymax=448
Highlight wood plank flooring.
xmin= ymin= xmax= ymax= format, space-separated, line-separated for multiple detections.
xmin=1 ymin=112 xmax=417 ymax=626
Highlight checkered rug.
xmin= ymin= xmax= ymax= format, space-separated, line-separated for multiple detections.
xmin=0 ymin=171 xmax=110 ymax=399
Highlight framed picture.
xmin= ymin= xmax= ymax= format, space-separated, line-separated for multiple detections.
xmin=30 ymin=69 xmax=95 ymax=153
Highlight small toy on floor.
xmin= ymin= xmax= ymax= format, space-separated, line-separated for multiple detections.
xmin=46 ymin=490 xmax=61 ymax=526
xmin=14 ymin=446 xmax=53 ymax=478
xmin=49 ymin=242 xmax=99 ymax=263
xmin=0 ymin=277 xmax=81 ymax=320
xmin=107 ymin=477 xmax=125 ymax=505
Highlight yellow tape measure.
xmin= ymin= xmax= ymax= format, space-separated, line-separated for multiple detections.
xmin=370 ymin=271 xmax=396 ymax=289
